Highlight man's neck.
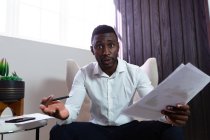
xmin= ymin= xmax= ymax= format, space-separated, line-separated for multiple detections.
xmin=101 ymin=61 xmax=118 ymax=77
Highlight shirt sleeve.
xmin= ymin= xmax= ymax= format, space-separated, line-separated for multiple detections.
xmin=135 ymin=68 xmax=170 ymax=123
xmin=57 ymin=69 xmax=87 ymax=125
xmin=136 ymin=68 xmax=154 ymax=98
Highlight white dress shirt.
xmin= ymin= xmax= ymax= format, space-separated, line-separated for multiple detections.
xmin=61 ymin=58 xmax=154 ymax=126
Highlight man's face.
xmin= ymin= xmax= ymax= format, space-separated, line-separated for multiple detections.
xmin=91 ymin=32 xmax=119 ymax=71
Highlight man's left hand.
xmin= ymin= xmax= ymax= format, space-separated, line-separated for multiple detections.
xmin=161 ymin=104 xmax=190 ymax=127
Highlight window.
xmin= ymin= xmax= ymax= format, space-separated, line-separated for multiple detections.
xmin=0 ymin=0 xmax=7 ymax=33
xmin=0 ymin=0 xmax=116 ymax=50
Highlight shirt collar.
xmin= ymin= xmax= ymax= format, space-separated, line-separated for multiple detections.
xmin=93 ymin=58 xmax=126 ymax=76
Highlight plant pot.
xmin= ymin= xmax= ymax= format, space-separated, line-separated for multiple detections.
xmin=0 ymin=81 xmax=25 ymax=102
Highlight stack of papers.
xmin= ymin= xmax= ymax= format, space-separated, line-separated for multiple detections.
xmin=122 ymin=63 xmax=210 ymax=120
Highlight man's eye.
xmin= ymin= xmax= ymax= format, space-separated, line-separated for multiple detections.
xmin=108 ymin=43 xmax=115 ymax=48
xmin=95 ymin=45 xmax=103 ymax=49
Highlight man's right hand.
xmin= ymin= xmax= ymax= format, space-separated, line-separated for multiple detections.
xmin=40 ymin=95 xmax=69 ymax=120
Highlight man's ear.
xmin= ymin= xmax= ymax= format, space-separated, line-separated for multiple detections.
xmin=90 ymin=46 xmax=94 ymax=54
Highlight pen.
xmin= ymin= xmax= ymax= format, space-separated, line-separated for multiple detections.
xmin=52 ymin=95 xmax=70 ymax=101
xmin=41 ymin=95 xmax=71 ymax=105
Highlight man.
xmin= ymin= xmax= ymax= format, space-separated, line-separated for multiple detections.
xmin=40 ymin=25 xmax=190 ymax=140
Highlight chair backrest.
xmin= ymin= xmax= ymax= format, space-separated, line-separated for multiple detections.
xmin=66 ymin=59 xmax=80 ymax=92
xmin=66 ymin=59 xmax=91 ymax=121
xmin=66 ymin=58 xmax=158 ymax=121
xmin=133 ymin=57 xmax=158 ymax=103
xmin=139 ymin=57 xmax=158 ymax=88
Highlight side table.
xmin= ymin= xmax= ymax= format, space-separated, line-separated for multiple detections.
xmin=0 ymin=113 xmax=51 ymax=140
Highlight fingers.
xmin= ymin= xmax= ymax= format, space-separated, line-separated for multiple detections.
xmin=39 ymin=97 xmax=69 ymax=120
xmin=161 ymin=104 xmax=190 ymax=126
xmin=40 ymin=95 xmax=60 ymax=117
xmin=40 ymin=104 xmax=59 ymax=117
xmin=169 ymin=114 xmax=189 ymax=122
xmin=164 ymin=105 xmax=190 ymax=116
xmin=48 ymin=107 xmax=58 ymax=117
xmin=165 ymin=115 xmax=187 ymax=126
xmin=40 ymin=95 xmax=54 ymax=106
xmin=176 ymin=104 xmax=190 ymax=112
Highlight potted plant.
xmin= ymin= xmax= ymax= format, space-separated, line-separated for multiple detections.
xmin=0 ymin=58 xmax=25 ymax=102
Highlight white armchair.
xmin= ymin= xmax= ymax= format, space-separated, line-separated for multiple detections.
xmin=66 ymin=58 xmax=158 ymax=121
xmin=66 ymin=59 xmax=80 ymax=92
xmin=66 ymin=59 xmax=91 ymax=121
xmin=140 ymin=57 xmax=158 ymax=88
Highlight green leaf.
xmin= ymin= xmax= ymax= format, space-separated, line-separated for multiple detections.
xmin=5 ymin=59 xmax=9 ymax=76
xmin=0 ymin=58 xmax=3 ymax=75
xmin=2 ymin=58 xmax=6 ymax=76
xmin=0 ymin=58 xmax=23 ymax=81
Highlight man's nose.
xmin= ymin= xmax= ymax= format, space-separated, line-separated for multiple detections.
xmin=102 ymin=46 xmax=110 ymax=55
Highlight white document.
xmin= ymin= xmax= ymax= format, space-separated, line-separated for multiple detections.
xmin=20 ymin=113 xmax=54 ymax=124
xmin=122 ymin=63 xmax=210 ymax=120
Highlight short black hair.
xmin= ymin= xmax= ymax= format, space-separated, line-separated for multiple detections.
xmin=91 ymin=25 xmax=118 ymax=42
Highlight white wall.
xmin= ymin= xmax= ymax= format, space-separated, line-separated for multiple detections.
xmin=0 ymin=35 xmax=95 ymax=140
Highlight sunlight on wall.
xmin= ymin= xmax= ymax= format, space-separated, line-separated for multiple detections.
xmin=0 ymin=0 xmax=6 ymax=33
xmin=209 ymin=0 xmax=210 ymax=16
xmin=0 ymin=0 xmax=116 ymax=50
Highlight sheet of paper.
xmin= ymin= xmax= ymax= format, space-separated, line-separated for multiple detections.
xmin=122 ymin=63 xmax=210 ymax=120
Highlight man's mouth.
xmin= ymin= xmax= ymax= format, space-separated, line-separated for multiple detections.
xmin=101 ymin=58 xmax=112 ymax=65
